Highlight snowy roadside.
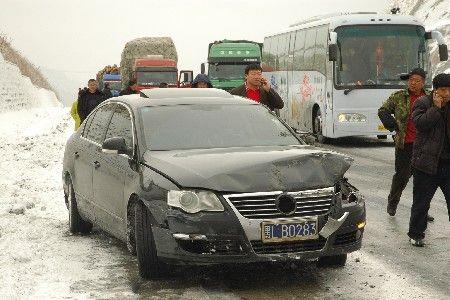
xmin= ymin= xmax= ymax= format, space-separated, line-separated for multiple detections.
xmin=0 ymin=107 xmax=137 ymax=299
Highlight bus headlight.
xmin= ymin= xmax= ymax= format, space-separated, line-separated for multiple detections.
xmin=168 ymin=190 xmax=224 ymax=213
xmin=338 ymin=113 xmax=367 ymax=123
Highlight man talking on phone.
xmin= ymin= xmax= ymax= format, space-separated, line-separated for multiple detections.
xmin=408 ymin=73 xmax=450 ymax=247
xmin=230 ymin=64 xmax=284 ymax=111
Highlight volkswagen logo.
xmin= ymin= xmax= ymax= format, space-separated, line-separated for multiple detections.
xmin=275 ymin=194 xmax=297 ymax=216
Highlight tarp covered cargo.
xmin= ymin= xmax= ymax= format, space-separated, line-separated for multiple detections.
xmin=120 ymin=37 xmax=178 ymax=89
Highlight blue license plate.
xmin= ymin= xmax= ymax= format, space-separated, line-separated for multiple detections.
xmin=262 ymin=220 xmax=318 ymax=243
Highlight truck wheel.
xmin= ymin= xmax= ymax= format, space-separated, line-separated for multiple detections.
xmin=67 ymin=179 xmax=93 ymax=234
xmin=317 ymin=254 xmax=347 ymax=268
xmin=134 ymin=201 xmax=162 ymax=279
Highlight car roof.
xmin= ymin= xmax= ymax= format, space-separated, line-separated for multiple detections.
xmin=107 ymin=88 xmax=257 ymax=108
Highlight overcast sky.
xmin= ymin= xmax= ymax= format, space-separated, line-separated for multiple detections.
xmin=1 ymin=0 xmax=391 ymax=80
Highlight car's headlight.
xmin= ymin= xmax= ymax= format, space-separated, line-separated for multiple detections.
xmin=338 ymin=113 xmax=367 ymax=123
xmin=167 ymin=190 xmax=224 ymax=213
xmin=335 ymin=179 xmax=364 ymax=204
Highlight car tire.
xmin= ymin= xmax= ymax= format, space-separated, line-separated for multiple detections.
xmin=68 ymin=179 xmax=93 ymax=234
xmin=317 ymin=254 xmax=347 ymax=268
xmin=134 ymin=201 xmax=161 ymax=279
xmin=126 ymin=204 xmax=137 ymax=256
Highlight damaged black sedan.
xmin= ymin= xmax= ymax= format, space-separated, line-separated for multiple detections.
xmin=62 ymin=88 xmax=365 ymax=278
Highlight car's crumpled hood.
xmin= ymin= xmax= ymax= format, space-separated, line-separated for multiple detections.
xmin=143 ymin=145 xmax=353 ymax=193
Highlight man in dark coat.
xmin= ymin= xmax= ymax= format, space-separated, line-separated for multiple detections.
xmin=230 ymin=64 xmax=283 ymax=111
xmin=192 ymin=74 xmax=212 ymax=88
xmin=408 ymin=73 xmax=450 ymax=246
xmin=103 ymin=82 xmax=113 ymax=99
xmin=119 ymin=79 xmax=138 ymax=96
xmin=77 ymin=79 xmax=105 ymax=123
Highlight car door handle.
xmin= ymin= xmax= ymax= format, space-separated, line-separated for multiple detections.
xmin=74 ymin=152 xmax=79 ymax=159
xmin=93 ymin=161 xmax=101 ymax=169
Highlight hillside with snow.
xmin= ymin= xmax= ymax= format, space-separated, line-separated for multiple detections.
xmin=391 ymin=0 xmax=450 ymax=73
xmin=0 ymin=53 xmax=60 ymax=113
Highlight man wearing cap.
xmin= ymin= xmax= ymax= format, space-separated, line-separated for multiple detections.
xmin=378 ymin=68 xmax=433 ymax=220
xmin=408 ymin=73 xmax=450 ymax=246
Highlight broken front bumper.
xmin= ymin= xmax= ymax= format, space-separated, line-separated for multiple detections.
xmin=150 ymin=196 xmax=366 ymax=265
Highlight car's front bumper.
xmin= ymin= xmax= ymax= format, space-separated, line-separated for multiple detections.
xmin=149 ymin=200 xmax=365 ymax=265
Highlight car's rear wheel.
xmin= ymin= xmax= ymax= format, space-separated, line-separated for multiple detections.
xmin=67 ymin=178 xmax=93 ymax=234
xmin=134 ymin=201 xmax=162 ymax=279
xmin=317 ymin=254 xmax=347 ymax=268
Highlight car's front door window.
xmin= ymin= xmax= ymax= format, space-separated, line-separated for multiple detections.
xmin=105 ymin=104 xmax=133 ymax=152
xmin=85 ymin=104 xmax=115 ymax=145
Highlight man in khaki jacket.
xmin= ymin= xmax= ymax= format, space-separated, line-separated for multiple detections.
xmin=378 ymin=67 xmax=432 ymax=221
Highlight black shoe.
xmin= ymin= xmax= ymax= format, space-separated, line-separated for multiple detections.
xmin=410 ymin=238 xmax=425 ymax=247
xmin=387 ymin=205 xmax=396 ymax=216
xmin=427 ymin=215 xmax=434 ymax=222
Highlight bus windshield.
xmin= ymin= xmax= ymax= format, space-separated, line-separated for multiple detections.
xmin=335 ymin=25 xmax=429 ymax=88
xmin=208 ymin=63 xmax=250 ymax=80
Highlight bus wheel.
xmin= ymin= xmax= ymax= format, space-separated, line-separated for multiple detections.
xmin=313 ymin=109 xmax=327 ymax=144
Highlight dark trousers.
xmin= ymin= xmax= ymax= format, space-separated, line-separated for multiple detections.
xmin=408 ymin=161 xmax=450 ymax=239
xmin=388 ymin=143 xmax=413 ymax=209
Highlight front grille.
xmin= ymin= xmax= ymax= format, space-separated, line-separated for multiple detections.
xmin=250 ymin=238 xmax=326 ymax=254
xmin=224 ymin=187 xmax=334 ymax=219
xmin=334 ymin=230 xmax=361 ymax=246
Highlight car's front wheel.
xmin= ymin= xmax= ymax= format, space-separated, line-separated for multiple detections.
xmin=134 ymin=201 xmax=162 ymax=279
xmin=67 ymin=178 xmax=93 ymax=234
xmin=317 ymin=254 xmax=347 ymax=268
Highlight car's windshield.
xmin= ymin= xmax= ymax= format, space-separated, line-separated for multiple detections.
xmin=140 ymin=104 xmax=300 ymax=150
xmin=335 ymin=25 xmax=429 ymax=87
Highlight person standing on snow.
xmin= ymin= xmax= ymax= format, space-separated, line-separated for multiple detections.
xmin=230 ymin=64 xmax=283 ymax=111
xmin=408 ymin=73 xmax=450 ymax=246
xmin=192 ymin=74 xmax=212 ymax=88
xmin=378 ymin=67 xmax=433 ymax=222
xmin=77 ymin=79 xmax=105 ymax=123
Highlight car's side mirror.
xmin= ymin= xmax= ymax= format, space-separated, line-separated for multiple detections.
xmin=329 ymin=44 xmax=338 ymax=62
xmin=294 ymin=129 xmax=315 ymax=145
xmin=328 ymin=32 xmax=338 ymax=62
xmin=439 ymin=44 xmax=448 ymax=61
xmin=200 ymin=63 xmax=206 ymax=74
xmin=102 ymin=137 xmax=130 ymax=155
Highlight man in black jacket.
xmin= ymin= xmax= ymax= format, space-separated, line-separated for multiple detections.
xmin=77 ymin=79 xmax=105 ymax=123
xmin=230 ymin=64 xmax=283 ymax=111
xmin=408 ymin=73 xmax=450 ymax=246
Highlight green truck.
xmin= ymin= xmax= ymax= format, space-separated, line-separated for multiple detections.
xmin=201 ymin=40 xmax=262 ymax=91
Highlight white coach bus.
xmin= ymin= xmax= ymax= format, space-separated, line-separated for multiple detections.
xmin=262 ymin=12 xmax=448 ymax=141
